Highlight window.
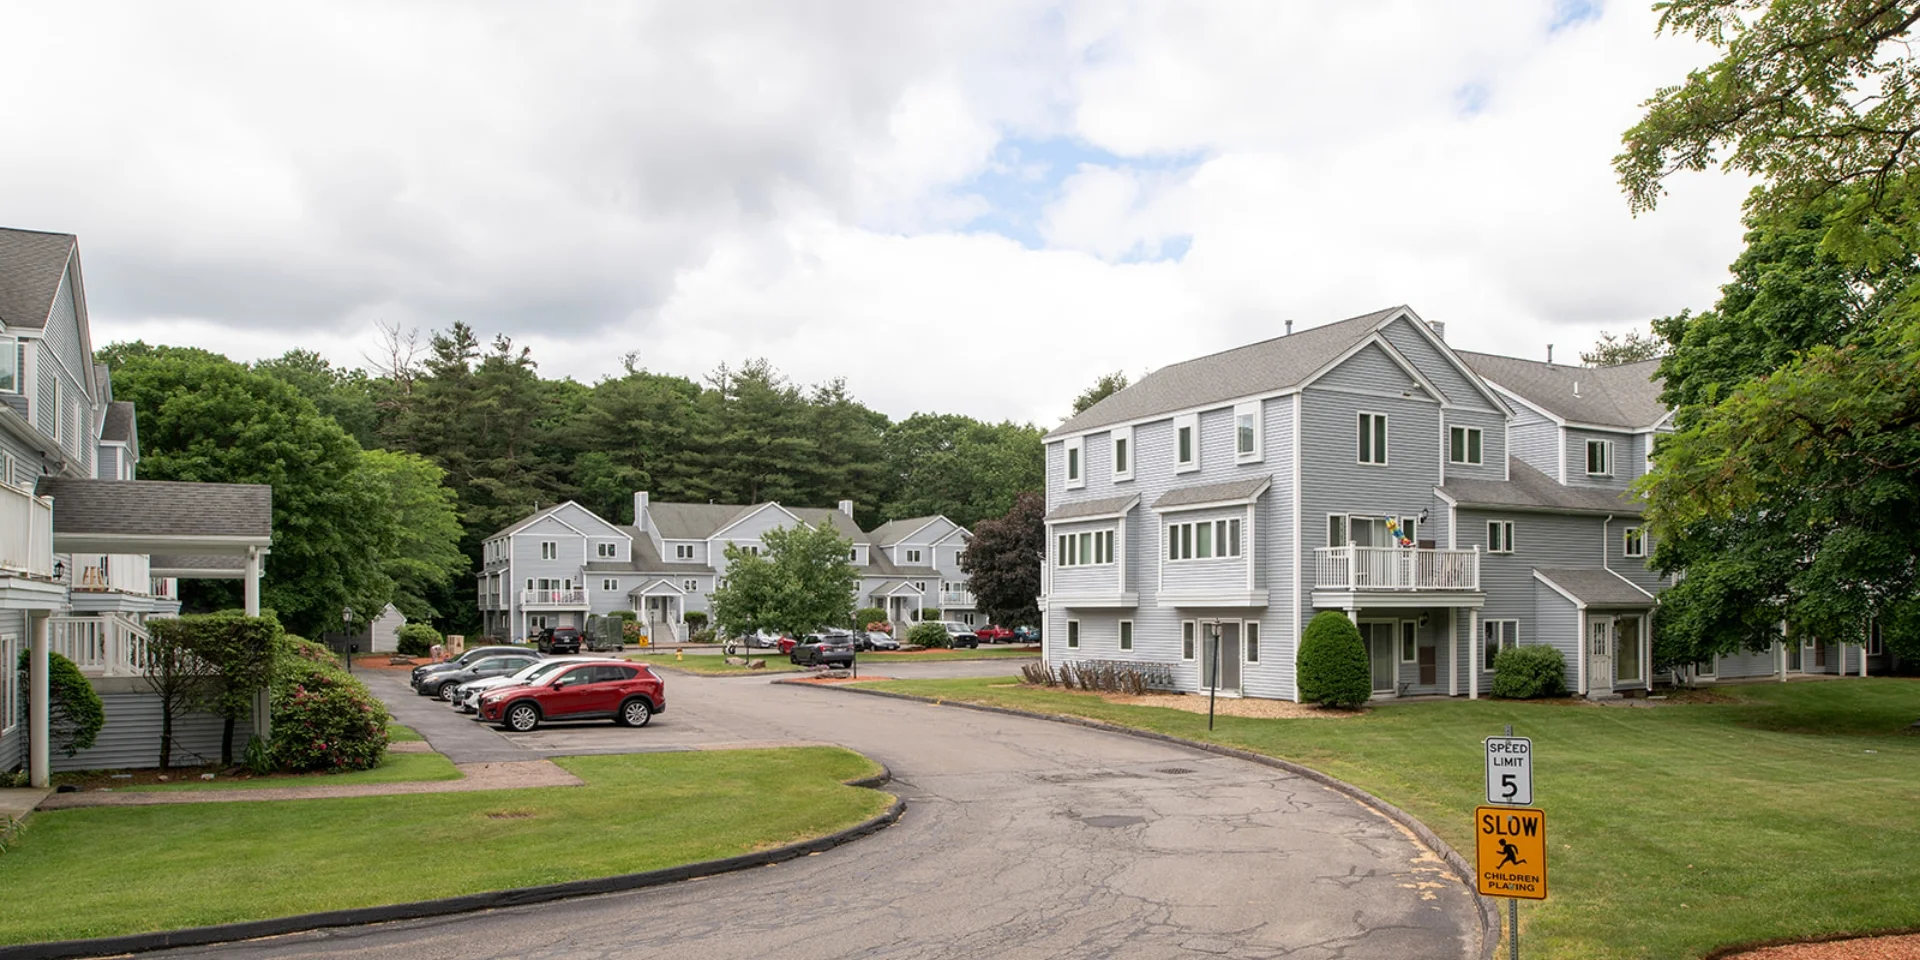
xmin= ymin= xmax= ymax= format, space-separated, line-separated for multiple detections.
xmin=601 ymin=578 xmax=617 ymax=591
xmin=525 ymin=578 xmax=533 ymax=590
xmin=602 ymin=542 xmax=620 ymax=558
xmin=906 ymin=548 xmax=923 ymax=564
xmin=1400 ymin=622 xmax=1417 ymax=664
xmin=1181 ymin=621 xmax=1195 ymax=660
xmin=1623 ymin=527 xmax=1645 ymax=558
xmin=1868 ymin=620 xmax=1885 ymax=656
xmin=1487 ymin=521 xmax=1515 ymax=554
xmin=1586 ymin=439 xmax=1613 ymax=476
xmin=1111 ymin=426 xmax=1133 ymax=482
xmin=675 ymin=544 xmax=695 ymax=560
xmin=1234 ymin=401 xmax=1261 ymax=462
xmin=1119 ymin=620 xmax=1133 ymax=652
xmin=1064 ymin=437 xmax=1084 ymax=488
xmin=1327 ymin=514 xmax=1348 ymax=548
xmin=1066 ymin=620 xmax=1080 ymax=649
xmin=913 ymin=581 xmax=927 ymax=591
xmin=0 ymin=635 xmax=16 ymax=734
xmin=1057 ymin=529 xmax=1115 ymax=567
xmin=1174 ymin=413 xmax=1199 ymax=472
xmin=1358 ymin=412 xmax=1388 ymax=464
xmin=849 ymin=549 xmax=859 ymax=561
xmin=0 ymin=340 xmax=19 ymax=394
xmin=1483 ymin=620 xmax=1518 ymax=670
xmin=540 ymin=541 xmax=557 ymax=560
xmin=1449 ymin=426 xmax=1483 ymax=465
xmin=683 ymin=579 xmax=699 ymax=593
xmin=1167 ymin=519 xmax=1241 ymax=561
xmin=1245 ymin=622 xmax=1259 ymax=663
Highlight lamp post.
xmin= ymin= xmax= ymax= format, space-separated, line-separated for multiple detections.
xmin=342 ymin=607 xmax=356 ymax=674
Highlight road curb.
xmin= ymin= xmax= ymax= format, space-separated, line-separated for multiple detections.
xmin=0 ymin=763 xmax=902 ymax=960
xmin=790 ymin=681 xmax=1502 ymax=960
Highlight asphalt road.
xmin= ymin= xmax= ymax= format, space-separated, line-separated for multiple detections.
xmin=158 ymin=665 xmax=1481 ymax=959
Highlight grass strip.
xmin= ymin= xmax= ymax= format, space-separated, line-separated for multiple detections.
xmin=122 ymin=752 xmax=460 ymax=792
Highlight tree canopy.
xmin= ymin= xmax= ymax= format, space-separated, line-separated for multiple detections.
xmin=707 ymin=522 xmax=859 ymax=638
xmin=1071 ymin=371 xmax=1130 ymax=416
xmin=1581 ymin=330 xmax=1665 ymax=367
xmin=959 ymin=491 xmax=1045 ymax=628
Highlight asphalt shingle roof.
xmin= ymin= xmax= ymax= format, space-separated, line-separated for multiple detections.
xmin=1044 ymin=494 xmax=1141 ymax=523
xmin=37 ymin=478 xmax=272 ymax=539
xmin=100 ymin=402 xmax=136 ymax=444
xmin=1535 ymin=568 xmax=1656 ymax=607
xmin=149 ymin=555 xmax=247 ymax=573
xmin=1438 ymin=459 xmax=1643 ymax=516
xmin=868 ymin=516 xmax=945 ymax=546
xmin=1152 ymin=477 xmax=1271 ymax=511
xmin=0 ymin=228 xmax=74 ymax=329
xmin=1457 ymin=351 xmax=1667 ymax=429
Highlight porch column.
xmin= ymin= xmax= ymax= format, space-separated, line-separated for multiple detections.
xmin=1344 ymin=605 xmax=1357 ymax=625
xmin=1859 ymin=643 xmax=1868 ymax=678
xmin=243 ymin=547 xmax=270 ymax=742
xmin=243 ymin=547 xmax=261 ymax=617
xmin=28 ymin=611 xmax=49 ymax=788
xmin=1778 ymin=624 xmax=1788 ymax=682
xmin=1447 ymin=608 xmax=1458 ymax=697
xmin=1467 ymin=609 xmax=1480 ymax=700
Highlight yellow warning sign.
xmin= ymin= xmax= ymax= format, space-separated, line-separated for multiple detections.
xmin=1475 ymin=806 xmax=1547 ymax=899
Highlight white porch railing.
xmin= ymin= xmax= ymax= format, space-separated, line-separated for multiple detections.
xmin=49 ymin=614 xmax=153 ymax=677
xmin=0 ymin=483 xmax=54 ymax=578
xmin=940 ymin=589 xmax=974 ymax=608
xmin=1314 ymin=545 xmax=1479 ymax=591
xmin=521 ymin=589 xmax=590 ymax=607
xmin=73 ymin=553 xmax=152 ymax=595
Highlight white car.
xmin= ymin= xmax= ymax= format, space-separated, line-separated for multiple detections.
xmin=454 ymin=657 xmax=594 ymax=714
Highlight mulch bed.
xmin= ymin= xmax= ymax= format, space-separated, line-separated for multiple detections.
xmin=1720 ymin=933 xmax=1920 ymax=959
xmin=52 ymin=765 xmax=369 ymax=791
xmin=784 ymin=675 xmax=894 ymax=684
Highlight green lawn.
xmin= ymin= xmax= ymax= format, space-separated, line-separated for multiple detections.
xmin=123 ymin=752 xmax=459 ymax=792
xmin=863 ymin=646 xmax=1040 ymax=663
xmin=641 ymin=654 xmax=804 ymax=676
xmin=387 ymin=723 xmax=425 ymax=742
xmin=0 ymin=748 xmax=889 ymax=945
xmin=862 ymin=676 xmax=1920 ymax=959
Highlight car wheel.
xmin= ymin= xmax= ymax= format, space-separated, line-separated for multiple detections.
xmin=504 ymin=702 xmax=540 ymax=732
xmin=619 ymin=698 xmax=652 ymax=727
xmin=438 ymin=683 xmax=460 ymax=702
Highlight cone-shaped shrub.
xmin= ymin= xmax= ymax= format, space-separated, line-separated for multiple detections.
xmin=1298 ymin=611 xmax=1371 ymax=708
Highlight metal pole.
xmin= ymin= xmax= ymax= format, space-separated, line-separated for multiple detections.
xmin=1208 ymin=626 xmax=1219 ymax=731
xmin=1506 ymin=721 xmax=1517 ymax=960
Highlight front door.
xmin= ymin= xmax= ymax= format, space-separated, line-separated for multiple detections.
xmin=1200 ymin=622 xmax=1242 ymax=694
xmin=1614 ymin=616 xmax=1643 ymax=686
xmin=1588 ymin=617 xmax=1614 ymax=695
xmin=1361 ymin=621 xmax=1396 ymax=695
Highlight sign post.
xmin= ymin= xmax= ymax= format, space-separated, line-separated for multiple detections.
xmin=1478 ymin=724 xmax=1544 ymax=960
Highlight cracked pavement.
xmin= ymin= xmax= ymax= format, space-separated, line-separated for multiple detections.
xmin=149 ymin=666 xmax=1480 ymax=959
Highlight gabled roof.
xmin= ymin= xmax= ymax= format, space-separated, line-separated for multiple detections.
xmin=100 ymin=402 xmax=136 ymax=445
xmin=1152 ymin=477 xmax=1271 ymax=512
xmin=0 ymin=227 xmax=75 ymax=329
xmin=1534 ymin=568 xmax=1656 ymax=607
xmin=599 ymin=529 xmax=716 ymax=574
xmin=1437 ymin=459 xmax=1643 ymax=516
xmin=868 ymin=516 xmax=942 ymax=547
xmin=1457 ymin=351 xmax=1668 ymax=429
xmin=37 ymin=478 xmax=272 ymax=540
xmin=489 ymin=502 xmax=588 ymax=540
xmin=860 ymin=550 xmax=940 ymax=579
xmin=785 ymin=506 xmax=870 ymax=544
xmin=648 ymin=502 xmax=755 ymax=540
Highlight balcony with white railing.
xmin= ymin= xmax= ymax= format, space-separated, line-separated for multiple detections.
xmin=49 ymin=614 xmax=153 ymax=677
xmin=0 ymin=483 xmax=55 ymax=578
xmin=1314 ymin=545 xmax=1479 ymax=592
xmin=73 ymin=553 xmax=153 ymax=595
xmin=940 ymin=588 xmax=975 ymax=608
xmin=521 ymin=588 xmax=590 ymax=608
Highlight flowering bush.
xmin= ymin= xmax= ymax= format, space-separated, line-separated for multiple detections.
xmin=270 ymin=638 xmax=390 ymax=773
xmin=865 ymin=620 xmax=893 ymax=635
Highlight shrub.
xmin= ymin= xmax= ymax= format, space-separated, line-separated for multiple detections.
xmin=689 ymin=627 xmax=717 ymax=644
xmin=682 ymin=611 xmax=708 ymax=631
xmin=852 ymin=607 xmax=887 ymax=632
xmin=395 ymin=623 xmax=440 ymax=657
xmin=270 ymin=639 xmax=390 ymax=773
xmin=905 ymin=622 xmax=950 ymax=648
xmin=1492 ymin=644 xmax=1568 ymax=699
xmin=1297 ymin=611 xmax=1372 ymax=708
xmin=918 ymin=607 xmax=942 ymax=621
xmin=609 ymin=609 xmax=638 ymax=622
xmin=15 ymin=650 xmax=105 ymax=759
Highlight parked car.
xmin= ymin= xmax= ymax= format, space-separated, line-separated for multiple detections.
xmin=748 ymin=630 xmax=785 ymax=649
xmin=412 ymin=646 xmax=537 ymax=693
xmin=536 ymin=626 xmax=583 ymax=655
xmin=478 ymin=660 xmax=666 ymax=732
xmin=858 ymin=631 xmax=900 ymax=651
xmin=974 ymin=625 xmax=1016 ymax=644
xmin=421 ymin=653 xmax=543 ymax=701
xmin=939 ymin=621 xmax=979 ymax=649
xmin=454 ymin=656 xmax=595 ymax=714
xmin=790 ymin=633 xmax=856 ymax=667
xmin=1013 ymin=626 xmax=1041 ymax=643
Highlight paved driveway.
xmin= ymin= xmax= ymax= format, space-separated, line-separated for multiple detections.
xmin=163 ymin=668 xmax=1480 ymax=959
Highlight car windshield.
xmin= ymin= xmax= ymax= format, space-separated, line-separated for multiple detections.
xmin=470 ymin=657 xmax=518 ymax=671
xmin=514 ymin=660 xmax=571 ymax=681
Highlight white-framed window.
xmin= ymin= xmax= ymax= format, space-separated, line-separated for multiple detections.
xmin=1488 ymin=521 xmax=1515 ymax=554
xmin=529 ymin=615 xmax=549 ymax=631
xmin=1174 ymin=413 xmax=1199 ymax=472
xmin=1119 ymin=619 xmax=1133 ymax=652
xmin=674 ymin=543 xmax=695 ymax=560
xmin=1400 ymin=621 xmax=1418 ymax=664
xmin=1449 ymin=425 xmax=1482 ymax=465
xmin=1358 ymin=412 xmax=1388 ymax=465
xmin=1111 ymin=426 xmax=1133 ymax=482
xmin=683 ymin=579 xmax=699 ymax=592
xmin=913 ymin=580 xmax=927 ymax=591
xmin=596 ymin=542 xmax=616 ymax=558
xmin=1587 ymin=439 xmax=1613 ymax=476
xmin=1244 ymin=621 xmax=1260 ymax=663
xmin=601 ymin=578 xmax=617 ymax=591
xmin=1167 ymin=518 xmax=1242 ymax=561
xmin=525 ymin=578 xmax=533 ymax=590
xmin=906 ymin=548 xmax=923 ymax=564
xmin=0 ymin=634 xmax=17 ymax=734
xmin=1867 ymin=620 xmax=1885 ymax=656
xmin=1623 ymin=527 xmax=1645 ymax=558
xmin=1066 ymin=620 xmax=1080 ymax=649
xmin=0 ymin=339 xmax=20 ymax=394
xmin=1483 ymin=620 xmax=1518 ymax=670
xmin=1181 ymin=621 xmax=1195 ymax=660
xmin=718 ymin=578 xmax=728 ymax=589
xmin=1064 ymin=436 xmax=1084 ymax=489
xmin=1234 ymin=401 xmax=1262 ymax=462
xmin=1057 ymin=529 xmax=1115 ymax=567
xmin=540 ymin=541 xmax=557 ymax=560
xmin=1327 ymin=514 xmax=1416 ymax=548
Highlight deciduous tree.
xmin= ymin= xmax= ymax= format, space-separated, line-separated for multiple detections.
xmin=708 ymin=522 xmax=858 ymax=639
xmin=959 ymin=491 xmax=1045 ymax=628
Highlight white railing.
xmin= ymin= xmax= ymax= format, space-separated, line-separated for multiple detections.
xmin=0 ymin=484 xmax=54 ymax=578
xmin=940 ymin=589 xmax=975 ymax=608
xmin=49 ymin=614 xmax=152 ymax=677
xmin=1314 ymin=545 xmax=1479 ymax=591
xmin=73 ymin=553 xmax=152 ymax=595
xmin=521 ymin=589 xmax=590 ymax=607
xmin=150 ymin=577 xmax=178 ymax=600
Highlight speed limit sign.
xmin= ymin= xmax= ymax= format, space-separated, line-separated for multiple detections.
xmin=1485 ymin=736 xmax=1533 ymax=806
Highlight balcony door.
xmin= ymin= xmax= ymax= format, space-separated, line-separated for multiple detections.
xmin=1199 ymin=622 xmax=1241 ymax=695
xmin=1359 ymin=621 xmax=1396 ymax=696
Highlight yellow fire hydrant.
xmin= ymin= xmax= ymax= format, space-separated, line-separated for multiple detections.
xmin=675 ymin=648 xmax=683 ymax=661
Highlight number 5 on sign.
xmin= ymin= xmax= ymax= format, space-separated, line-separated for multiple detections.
xmin=1484 ymin=735 xmax=1532 ymax=805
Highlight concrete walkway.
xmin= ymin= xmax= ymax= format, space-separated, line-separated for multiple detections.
xmin=0 ymin=786 xmax=50 ymax=821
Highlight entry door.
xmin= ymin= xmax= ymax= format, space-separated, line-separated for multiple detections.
xmin=1588 ymin=617 xmax=1613 ymax=694
xmin=1361 ymin=622 xmax=1395 ymax=695
xmin=1787 ymin=640 xmax=1803 ymax=672
xmin=1200 ymin=622 xmax=1242 ymax=694
xmin=1614 ymin=616 xmax=1643 ymax=685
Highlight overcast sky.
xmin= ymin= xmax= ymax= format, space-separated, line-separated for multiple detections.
xmin=1 ymin=1 xmax=1748 ymax=426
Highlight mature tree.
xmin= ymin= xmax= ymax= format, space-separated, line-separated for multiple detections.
xmin=359 ymin=449 xmax=468 ymax=622
xmin=563 ymin=363 xmax=706 ymax=522
xmin=707 ymin=522 xmax=858 ymax=639
xmin=1581 ymin=330 xmax=1665 ymax=366
xmin=881 ymin=414 xmax=1044 ymax=529
xmin=959 ymin=491 xmax=1045 ymax=628
xmin=99 ymin=343 xmax=397 ymax=636
xmin=1071 ymin=371 xmax=1130 ymax=416
xmin=254 ymin=349 xmax=380 ymax=447
xmin=699 ymin=360 xmax=818 ymax=505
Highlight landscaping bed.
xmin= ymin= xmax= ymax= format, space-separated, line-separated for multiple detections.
xmin=859 ymin=675 xmax=1920 ymax=959
xmin=50 ymin=752 xmax=461 ymax=794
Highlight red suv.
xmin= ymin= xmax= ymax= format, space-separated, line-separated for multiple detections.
xmin=974 ymin=625 xmax=1015 ymax=643
xmin=477 ymin=660 xmax=665 ymax=732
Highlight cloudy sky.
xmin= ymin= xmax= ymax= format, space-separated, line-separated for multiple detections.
xmin=0 ymin=0 xmax=1748 ymax=426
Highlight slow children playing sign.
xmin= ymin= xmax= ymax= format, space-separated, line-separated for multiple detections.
xmin=1479 ymin=728 xmax=1546 ymax=958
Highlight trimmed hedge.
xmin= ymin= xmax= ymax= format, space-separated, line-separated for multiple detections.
xmin=14 ymin=650 xmax=105 ymax=759
xmin=395 ymin=623 xmax=441 ymax=657
xmin=271 ymin=637 xmax=391 ymax=773
xmin=1491 ymin=644 xmax=1568 ymax=699
xmin=1297 ymin=611 xmax=1371 ymax=708
xmin=905 ymin=622 xmax=950 ymax=648
xmin=852 ymin=607 xmax=887 ymax=632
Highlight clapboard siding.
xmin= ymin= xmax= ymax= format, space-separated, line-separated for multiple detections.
xmin=1564 ymin=427 xmax=1636 ymax=493
xmin=1534 ymin=583 xmax=1582 ymax=682
xmin=1508 ymin=404 xmax=1560 ymax=480
xmin=1315 ymin=342 xmax=1422 ymax=394
xmin=0 ymin=629 xmax=21 ymax=771
xmin=1378 ymin=317 xmax=1496 ymax=412
xmin=52 ymin=680 xmax=242 ymax=772
xmin=97 ymin=444 xmax=119 ymax=480
xmin=1441 ymin=407 xmax=1508 ymax=485
xmin=1714 ymin=647 xmax=1777 ymax=680
xmin=1605 ymin=517 xmax=1667 ymax=596
xmin=1460 ymin=508 xmax=1603 ymax=680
